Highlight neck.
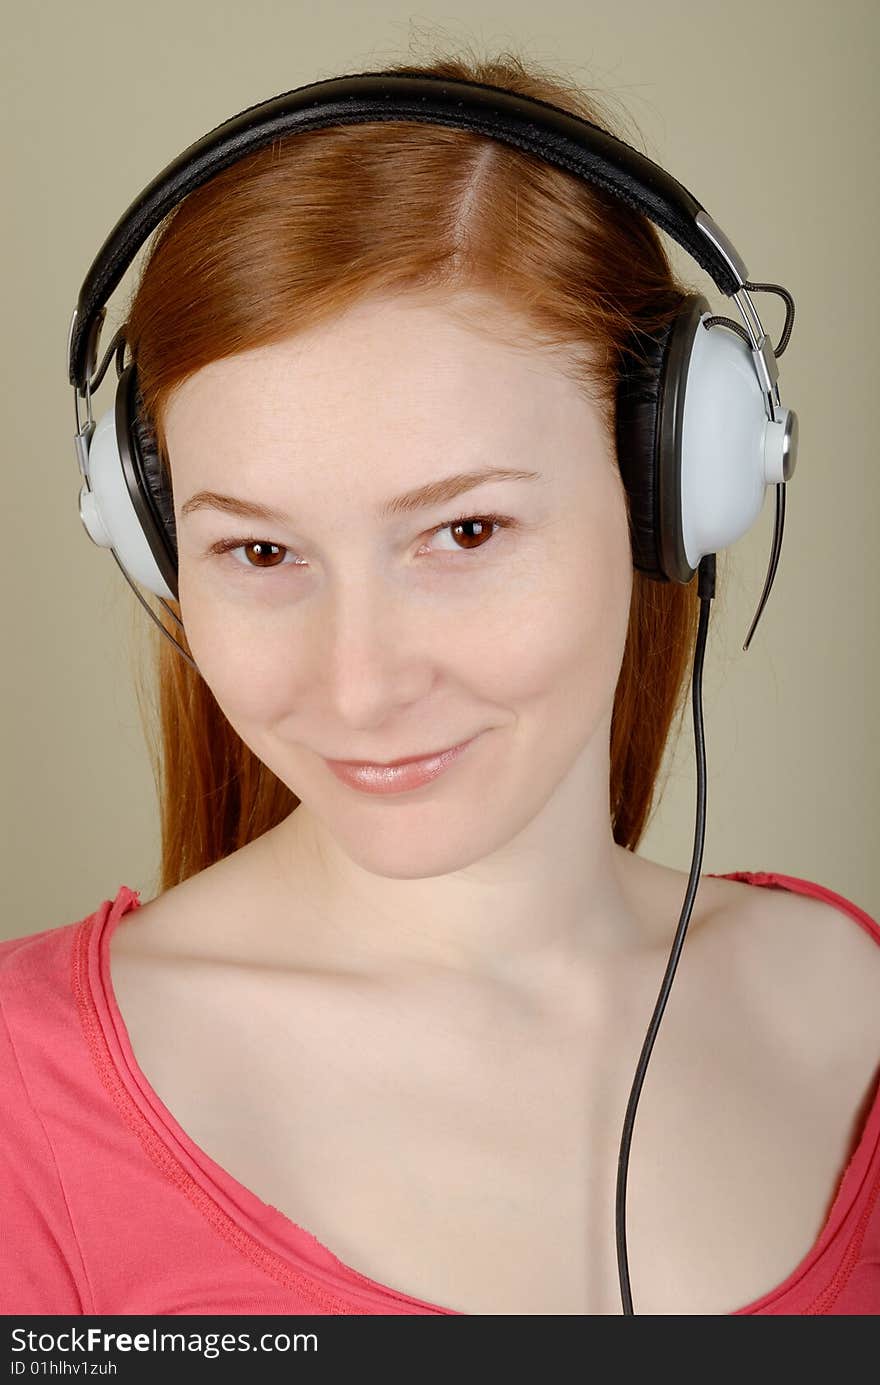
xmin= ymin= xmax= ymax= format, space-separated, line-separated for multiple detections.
xmin=258 ymin=745 xmax=648 ymax=1002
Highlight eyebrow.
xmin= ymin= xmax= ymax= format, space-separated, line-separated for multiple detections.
xmin=179 ymin=466 xmax=542 ymax=525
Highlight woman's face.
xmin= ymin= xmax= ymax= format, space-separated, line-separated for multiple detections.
xmin=163 ymin=293 xmax=634 ymax=879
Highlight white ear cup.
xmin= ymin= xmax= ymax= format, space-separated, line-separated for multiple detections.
xmin=78 ymin=402 xmax=176 ymax=600
xmin=679 ymin=314 xmax=796 ymax=572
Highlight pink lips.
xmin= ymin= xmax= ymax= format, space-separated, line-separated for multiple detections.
xmin=324 ymin=736 xmax=479 ymax=794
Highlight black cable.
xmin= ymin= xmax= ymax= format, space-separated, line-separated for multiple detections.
xmin=615 ymin=551 xmax=716 ymax=1314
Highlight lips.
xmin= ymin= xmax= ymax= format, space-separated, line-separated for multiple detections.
xmin=329 ymin=741 xmax=471 ymax=768
xmin=323 ymin=735 xmax=479 ymax=794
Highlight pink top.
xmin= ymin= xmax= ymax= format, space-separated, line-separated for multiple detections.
xmin=1 ymin=871 xmax=878 ymax=1316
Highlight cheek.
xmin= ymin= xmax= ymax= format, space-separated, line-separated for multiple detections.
xmin=177 ymin=578 xmax=292 ymax=725
xmin=495 ymin=550 xmax=631 ymax=713
xmin=492 ymin=488 xmax=632 ymax=710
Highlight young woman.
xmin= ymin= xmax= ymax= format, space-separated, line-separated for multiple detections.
xmin=2 ymin=50 xmax=878 ymax=1317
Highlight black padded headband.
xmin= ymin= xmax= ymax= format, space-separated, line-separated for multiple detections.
xmin=68 ymin=69 xmax=751 ymax=391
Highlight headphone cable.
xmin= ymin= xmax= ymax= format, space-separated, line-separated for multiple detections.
xmin=615 ymin=551 xmax=716 ymax=1313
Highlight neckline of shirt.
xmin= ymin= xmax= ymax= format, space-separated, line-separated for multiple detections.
xmin=80 ymin=879 xmax=880 ymax=1316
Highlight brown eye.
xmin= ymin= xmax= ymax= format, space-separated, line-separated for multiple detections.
xmin=240 ymin=541 xmax=287 ymax=568
xmin=450 ymin=518 xmax=493 ymax=549
xmin=209 ymin=537 xmax=300 ymax=571
xmin=430 ymin=514 xmax=510 ymax=554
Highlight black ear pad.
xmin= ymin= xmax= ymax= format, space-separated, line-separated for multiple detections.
xmin=616 ymin=292 xmax=709 ymax=584
xmin=616 ymin=319 xmax=671 ymax=581
xmin=116 ymin=363 xmax=181 ymax=600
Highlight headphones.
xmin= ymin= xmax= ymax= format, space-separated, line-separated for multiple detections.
xmin=66 ymin=69 xmax=800 ymax=1314
xmin=69 ymin=70 xmax=798 ymax=653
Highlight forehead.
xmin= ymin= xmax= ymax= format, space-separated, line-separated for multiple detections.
xmin=163 ymin=294 xmax=605 ymax=497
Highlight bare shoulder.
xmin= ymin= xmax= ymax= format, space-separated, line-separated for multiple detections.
xmin=715 ymin=874 xmax=880 ymax=1083
xmin=111 ymin=836 xmax=273 ymax=962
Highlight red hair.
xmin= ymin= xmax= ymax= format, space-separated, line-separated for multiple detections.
xmin=123 ymin=45 xmax=714 ymax=894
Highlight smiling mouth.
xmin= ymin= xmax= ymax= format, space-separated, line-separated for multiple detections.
xmin=325 ymin=738 xmax=477 ymax=768
xmin=322 ymin=735 xmax=481 ymax=795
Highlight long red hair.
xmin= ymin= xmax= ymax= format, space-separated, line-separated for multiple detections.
xmin=123 ymin=45 xmax=715 ymax=895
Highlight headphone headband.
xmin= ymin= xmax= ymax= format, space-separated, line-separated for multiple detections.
xmin=68 ymin=69 xmax=751 ymax=390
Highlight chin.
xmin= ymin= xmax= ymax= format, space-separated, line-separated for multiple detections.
xmin=349 ymin=827 xmax=485 ymax=881
xmin=314 ymin=805 xmax=508 ymax=882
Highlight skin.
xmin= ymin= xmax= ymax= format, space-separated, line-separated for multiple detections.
xmin=114 ymin=290 xmax=880 ymax=1313
xmin=162 ymin=291 xmax=648 ymax=1013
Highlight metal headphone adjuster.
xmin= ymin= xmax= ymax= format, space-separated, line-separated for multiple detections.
xmin=730 ymin=286 xmax=781 ymax=422
xmin=71 ymin=309 xmax=128 ymax=482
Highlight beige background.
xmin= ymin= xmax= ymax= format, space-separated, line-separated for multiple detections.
xmin=2 ymin=0 xmax=877 ymax=940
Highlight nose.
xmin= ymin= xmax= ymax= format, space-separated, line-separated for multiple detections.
xmin=314 ymin=568 xmax=436 ymax=730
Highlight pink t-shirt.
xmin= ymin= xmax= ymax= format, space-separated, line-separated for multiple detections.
xmin=1 ymin=871 xmax=878 ymax=1316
